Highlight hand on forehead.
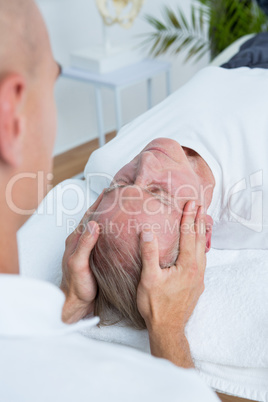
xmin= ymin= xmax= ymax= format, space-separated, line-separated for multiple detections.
xmin=94 ymin=186 xmax=184 ymax=267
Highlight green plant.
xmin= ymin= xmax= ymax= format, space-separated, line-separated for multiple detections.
xmin=141 ymin=0 xmax=268 ymax=62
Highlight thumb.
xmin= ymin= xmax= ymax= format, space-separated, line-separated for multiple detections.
xmin=73 ymin=221 xmax=99 ymax=262
xmin=140 ymin=231 xmax=160 ymax=279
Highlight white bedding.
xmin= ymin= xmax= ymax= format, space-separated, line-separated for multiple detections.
xmin=18 ymin=179 xmax=268 ymax=401
xmin=80 ymin=248 xmax=268 ymax=368
xmin=84 ymin=66 xmax=268 ymax=250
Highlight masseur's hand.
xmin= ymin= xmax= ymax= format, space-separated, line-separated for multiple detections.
xmin=61 ymin=192 xmax=104 ymax=324
xmin=137 ymin=201 xmax=207 ymax=368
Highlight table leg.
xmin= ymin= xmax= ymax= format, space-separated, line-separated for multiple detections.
xmin=94 ymin=86 xmax=105 ymax=147
xmin=147 ymin=78 xmax=153 ymax=110
xmin=114 ymin=88 xmax=123 ymax=133
xmin=166 ymin=69 xmax=172 ymax=96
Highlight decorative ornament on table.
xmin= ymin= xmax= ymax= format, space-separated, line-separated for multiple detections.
xmin=71 ymin=0 xmax=146 ymax=74
xmin=96 ymin=0 xmax=145 ymax=29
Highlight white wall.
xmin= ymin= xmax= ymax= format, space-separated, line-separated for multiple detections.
xmin=36 ymin=0 xmax=210 ymax=156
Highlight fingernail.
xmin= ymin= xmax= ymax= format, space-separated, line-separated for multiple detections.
xmin=87 ymin=221 xmax=96 ymax=235
xmin=142 ymin=231 xmax=154 ymax=242
xmin=201 ymin=221 xmax=206 ymax=235
xmin=191 ymin=201 xmax=196 ymax=210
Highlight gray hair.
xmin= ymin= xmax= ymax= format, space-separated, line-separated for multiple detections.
xmin=89 ymin=212 xmax=179 ymax=330
xmin=90 ymin=228 xmax=146 ymax=330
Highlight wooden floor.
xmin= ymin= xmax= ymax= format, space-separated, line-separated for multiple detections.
xmin=52 ymin=131 xmax=116 ymax=187
xmin=53 ymin=132 xmax=255 ymax=402
xmin=217 ymin=392 xmax=255 ymax=402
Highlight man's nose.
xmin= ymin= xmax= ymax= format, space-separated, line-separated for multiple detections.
xmin=134 ymin=152 xmax=159 ymax=187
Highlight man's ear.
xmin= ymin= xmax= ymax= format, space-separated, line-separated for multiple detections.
xmin=0 ymin=74 xmax=26 ymax=168
xmin=205 ymin=214 xmax=213 ymax=253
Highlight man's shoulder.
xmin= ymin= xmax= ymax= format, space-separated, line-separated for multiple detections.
xmin=0 ymin=332 xmax=219 ymax=402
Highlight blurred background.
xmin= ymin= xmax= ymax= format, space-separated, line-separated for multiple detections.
xmin=35 ymin=0 xmax=268 ymax=189
xmin=36 ymin=0 xmax=210 ymax=156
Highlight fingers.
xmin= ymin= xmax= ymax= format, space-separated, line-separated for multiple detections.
xmin=195 ymin=207 xmax=207 ymax=273
xmin=65 ymin=190 xmax=105 ymax=256
xmin=72 ymin=221 xmax=100 ymax=264
xmin=72 ymin=189 xmax=106 ymax=238
xmin=140 ymin=231 xmax=160 ymax=280
xmin=176 ymin=201 xmax=198 ymax=266
xmin=87 ymin=189 xmax=106 ymax=213
xmin=79 ymin=189 xmax=106 ymax=228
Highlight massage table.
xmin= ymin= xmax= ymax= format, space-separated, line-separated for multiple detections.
xmin=18 ymin=34 xmax=268 ymax=402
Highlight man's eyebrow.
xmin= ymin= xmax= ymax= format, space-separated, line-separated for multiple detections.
xmin=104 ymin=185 xmax=173 ymax=207
xmin=104 ymin=184 xmax=128 ymax=193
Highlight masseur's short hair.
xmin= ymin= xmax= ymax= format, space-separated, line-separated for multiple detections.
xmin=0 ymin=0 xmax=41 ymax=78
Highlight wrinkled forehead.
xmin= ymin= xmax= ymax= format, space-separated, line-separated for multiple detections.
xmin=94 ymin=187 xmax=181 ymax=262
xmin=99 ymin=184 xmax=189 ymax=218
xmin=97 ymin=186 xmax=176 ymax=222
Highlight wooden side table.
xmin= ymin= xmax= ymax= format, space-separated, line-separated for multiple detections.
xmin=62 ymin=59 xmax=172 ymax=147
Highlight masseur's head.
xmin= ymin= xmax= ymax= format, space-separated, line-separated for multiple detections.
xmin=0 ymin=0 xmax=60 ymax=229
xmin=89 ymin=138 xmax=214 ymax=329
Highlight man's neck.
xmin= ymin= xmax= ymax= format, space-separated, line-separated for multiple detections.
xmin=182 ymin=147 xmax=215 ymax=209
xmin=0 ymin=230 xmax=19 ymax=274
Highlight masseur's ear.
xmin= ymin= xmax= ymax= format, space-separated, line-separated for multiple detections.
xmin=0 ymin=74 xmax=26 ymax=168
xmin=205 ymin=214 xmax=213 ymax=253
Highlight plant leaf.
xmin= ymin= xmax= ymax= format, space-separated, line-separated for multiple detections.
xmin=144 ymin=14 xmax=166 ymax=31
xmin=165 ymin=6 xmax=181 ymax=29
xmin=138 ymin=0 xmax=268 ymax=63
xmin=191 ymin=5 xmax=196 ymax=30
xmin=178 ymin=7 xmax=189 ymax=31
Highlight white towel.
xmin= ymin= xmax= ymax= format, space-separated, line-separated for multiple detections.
xmin=189 ymin=249 xmax=268 ymax=368
xmin=79 ymin=248 xmax=268 ymax=368
xmin=196 ymin=362 xmax=268 ymax=402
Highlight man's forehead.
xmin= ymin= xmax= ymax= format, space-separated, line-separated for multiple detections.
xmin=97 ymin=186 xmax=181 ymax=231
xmin=103 ymin=183 xmax=190 ymax=214
xmin=102 ymin=185 xmax=170 ymax=212
xmin=97 ymin=190 xmax=180 ymax=268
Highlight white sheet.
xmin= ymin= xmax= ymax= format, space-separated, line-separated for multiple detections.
xmin=18 ymin=179 xmax=99 ymax=284
xmin=18 ymin=179 xmax=268 ymax=401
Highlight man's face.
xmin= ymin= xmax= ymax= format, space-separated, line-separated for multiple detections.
xmin=15 ymin=8 xmax=61 ymax=217
xmin=96 ymin=138 xmax=212 ymax=266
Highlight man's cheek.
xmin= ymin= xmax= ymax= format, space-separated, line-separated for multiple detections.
xmin=173 ymin=181 xmax=200 ymax=211
xmin=143 ymin=197 xmax=166 ymax=216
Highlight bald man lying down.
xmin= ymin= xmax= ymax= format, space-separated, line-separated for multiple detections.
xmin=80 ymin=66 xmax=268 ymax=329
xmin=87 ymin=138 xmax=213 ymax=329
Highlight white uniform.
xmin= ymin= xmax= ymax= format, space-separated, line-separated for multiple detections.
xmin=85 ymin=66 xmax=268 ymax=249
xmin=0 ymin=275 xmax=219 ymax=402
